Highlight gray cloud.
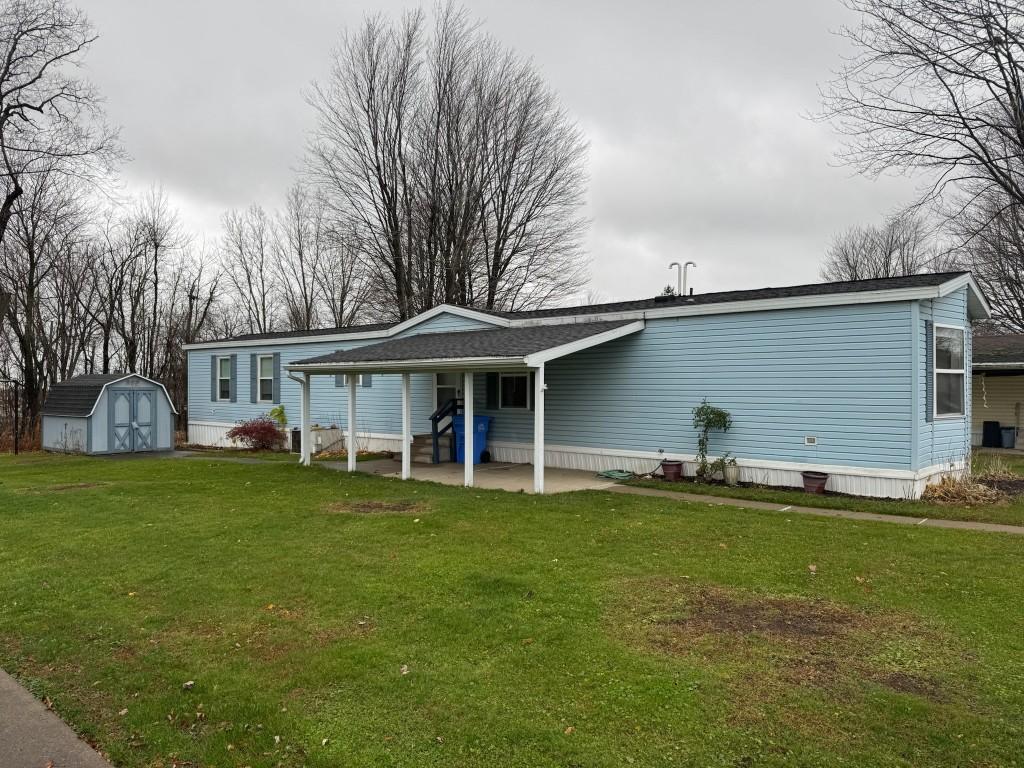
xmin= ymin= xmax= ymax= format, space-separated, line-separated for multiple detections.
xmin=80 ymin=0 xmax=920 ymax=302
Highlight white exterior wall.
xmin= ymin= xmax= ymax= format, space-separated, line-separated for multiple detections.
xmin=41 ymin=416 xmax=89 ymax=453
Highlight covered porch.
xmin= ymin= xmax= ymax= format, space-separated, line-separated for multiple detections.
xmin=285 ymin=319 xmax=643 ymax=494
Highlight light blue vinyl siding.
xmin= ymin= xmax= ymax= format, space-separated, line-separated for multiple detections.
xmin=189 ymin=311 xmax=501 ymax=434
xmin=189 ymin=341 xmax=435 ymax=434
xmin=475 ymin=302 xmax=916 ymax=470
xmin=917 ymin=288 xmax=971 ymax=468
xmin=391 ymin=311 xmax=500 ymax=338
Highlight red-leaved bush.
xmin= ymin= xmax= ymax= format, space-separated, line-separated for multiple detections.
xmin=226 ymin=417 xmax=285 ymax=451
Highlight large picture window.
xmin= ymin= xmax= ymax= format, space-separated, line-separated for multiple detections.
xmin=934 ymin=325 xmax=965 ymax=417
xmin=217 ymin=357 xmax=232 ymax=401
xmin=500 ymin=373 xmax=530 ymax=409
xmin=257 ymin=354 xmax=274 ymax=402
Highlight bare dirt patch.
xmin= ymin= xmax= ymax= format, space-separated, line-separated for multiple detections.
xmin=322 ymin=500 xmax=425 ymax=515
xmin=34 ymin=482 xmax=106 ymax=492
xmin=616 ymin=580 xmax=966 ymax=709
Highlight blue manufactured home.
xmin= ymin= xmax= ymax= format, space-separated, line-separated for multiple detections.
xmin=184 ymin=272 xmax=988 ymax=498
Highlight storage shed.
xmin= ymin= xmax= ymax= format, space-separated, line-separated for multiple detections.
xmin=41 ymin=373 xmax=177 ymax=454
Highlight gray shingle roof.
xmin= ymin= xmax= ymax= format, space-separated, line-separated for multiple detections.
xmin=202 ymin=321 xmax=395 ymax=345
xmin=292 ymin=320 xmax=637 ymax=366
xmin=974 ymin=334 xmax=1024 ymax=365
xmin=480 ymin=272 xmax=972 ymax=320
xmin=208 ymin=272 xmax=971 ymax=344
xmin=41 ymin=373 xmax=127 ymax=416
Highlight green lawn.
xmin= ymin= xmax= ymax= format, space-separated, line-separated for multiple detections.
xmin=183 ymin=447 xmax=391 ymax=463
xmin=630 ymin=451 xmax=1024 ymax=527
xmin=1 ymin=454 xmax=1022 ymax=767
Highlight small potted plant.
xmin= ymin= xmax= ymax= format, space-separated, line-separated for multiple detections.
xmin=692 ymin=399 xmax=733 ymax=482
xmin=723 ymin=456 xmax=739 ymax=486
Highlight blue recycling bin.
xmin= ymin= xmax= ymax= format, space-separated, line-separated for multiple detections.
xmin=452 ymin=415 xmax=492 ymax=464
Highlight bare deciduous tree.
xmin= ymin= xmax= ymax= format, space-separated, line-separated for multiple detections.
xmin=822 ymin=0 xmax=1024 ymax=211
xmin=821 ymin=212 xmax=954 ymax=281
xmin=0 ymin=0 xmax=117 ymax=246
xmin=956 ymin=191 xmax=1024 ymax=331
xmin=221 ymin=205 xmax=280 ymax=335
xmin=306 ymin=3 xmax=588 ymax=320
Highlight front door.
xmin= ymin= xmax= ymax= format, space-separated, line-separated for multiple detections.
xmin=110 ymin=390 xmax=133 ymax=452
xmin=133 ymin=390 xmax=154 ymax=451
xmin=434 ymin=372 xmax=462 ymax=412
xmin=109 ymin=389 xmax=156 ymax=453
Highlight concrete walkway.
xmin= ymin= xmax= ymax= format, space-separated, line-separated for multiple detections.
xmin=611 ymin=485 xmax=1024 ymax=535
xmin=0 ymin=669 xmax=112 ymax=768
xmin=175 ymin=451 xmax=1024 ymax=533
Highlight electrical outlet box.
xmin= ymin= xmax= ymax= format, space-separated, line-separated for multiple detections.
xmin=804 ymin=436 xmax=818 ymax=446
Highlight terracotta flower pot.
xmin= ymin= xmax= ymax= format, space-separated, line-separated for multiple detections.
xmin=661 ymin=459 xmax=683 ymax=482
xmin=801 ymin=471 xmax=828 ymax=494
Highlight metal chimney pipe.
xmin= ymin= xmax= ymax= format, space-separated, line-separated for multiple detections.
xmin=682 ymin=261 xmax=697 ymax=296
xmin=668 ymin=262 xmax=682 ymax=295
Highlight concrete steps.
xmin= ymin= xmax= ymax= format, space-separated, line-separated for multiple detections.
xmin=408 ymin=433 xmax=452 ymax=464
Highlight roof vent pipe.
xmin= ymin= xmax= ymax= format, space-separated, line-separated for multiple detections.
xmin=668 ymin=261 xmax=697 ymax=297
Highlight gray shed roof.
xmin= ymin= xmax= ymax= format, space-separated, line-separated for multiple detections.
xmin=42 ymin=374 xmax=128 ymax=417
xmin=974 ymin=334 xmax=1024 ymax=366
xmin=42 ymin=373 xmax=178 ymax=417
xmin=292 ymin=320 xmax=639 ymax=367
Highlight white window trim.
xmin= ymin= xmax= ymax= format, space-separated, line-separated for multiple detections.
xmin=216 ymin=355 xmax=232 ymax=402
xmin=499 ymin=372 xmax=530 ymax=410
xmin=257 ymin=354 xmax=274 ymax=403
xmin=342 ymin=374 xmax=364 ymax=387
xmin=933 ymin=323 xmax=966 ymax=419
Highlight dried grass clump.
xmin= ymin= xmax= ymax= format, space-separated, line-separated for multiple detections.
xmin=922 ymin=475 xmax=1008 ymax=506
xmin=974 ymin=456 xmax=1020 ymax=482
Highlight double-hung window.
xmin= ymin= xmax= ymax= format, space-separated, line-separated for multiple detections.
xmin=499 ymin=373 xmax=530 ymax=409
xmin=257 ymin=354 xmax=274 ymax=403
xmin=341 ymin=374 xmax=364 ymax=386
xmin=934 ymin=325 xmax=965 ymax=418
xmin=217 ymin=357 xmax=232 ymax=401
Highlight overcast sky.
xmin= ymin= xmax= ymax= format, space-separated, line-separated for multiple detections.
xmin=78 ymin=0 xmax=919 ymax=303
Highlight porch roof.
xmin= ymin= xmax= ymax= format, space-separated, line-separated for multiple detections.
xmin=286 ymin=319 xmax=644 ymax=373
xmin=974 ymin=333 xmax=1024 ymax=368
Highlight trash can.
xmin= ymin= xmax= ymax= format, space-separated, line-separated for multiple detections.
xmin=291 ymin=428 xmax=302 ymax=454
xmin=1001 ymin=427 xmax=1017 ymax=450
xmin=982 ymin=420 xmax=1002 ymax=448
xmin=452 ymin=415 xmax=492 ymax=464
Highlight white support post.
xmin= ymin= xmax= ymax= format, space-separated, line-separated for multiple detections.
xmin=347 ymin=374 xmax=358 ymax=472
xmin=463 ymin=371 xmax=474 ymax=487
xmin=533 ymin=364 xmax=545 ymax=494
xmin=401 ymin=372 xmax=412 ymax=480
xmin=300 ymin=373 xmax=311 ymax=467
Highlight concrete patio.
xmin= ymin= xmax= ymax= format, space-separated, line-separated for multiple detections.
xmin=352 ymin=457 xmax=620 ymax=494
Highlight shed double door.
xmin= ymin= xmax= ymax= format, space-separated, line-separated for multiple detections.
xmin=110 ymin=389 xmax=155 ymax=453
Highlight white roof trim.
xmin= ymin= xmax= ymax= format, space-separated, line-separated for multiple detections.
xmin=287 ymin=356 xmax=527 ymax=374
xmin=183 ymin=304 xmax=509 ymax=351
xmin=83 ymin=374 xmax=179 ymax=417
xmin=386 ymin=304 xmax=510 ymax=335
xmin=186 ymin=275 xmax=991 ymax=351
xmin=523 ymin=321 xmax=645 ymax=366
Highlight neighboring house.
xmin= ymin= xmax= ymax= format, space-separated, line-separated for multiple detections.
xmin=41 ymin=373 xmax=178 ymax=454
xmin=183 ymin=272 xmax=988 ymax=498
xmin=972 ymin=333 xmax=1024 ymax=448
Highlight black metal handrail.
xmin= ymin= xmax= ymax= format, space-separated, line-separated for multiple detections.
xmin=429 ymin=397 xmax=463 ymax=463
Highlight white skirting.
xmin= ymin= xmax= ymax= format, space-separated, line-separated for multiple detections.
xmin=186 ymin=421 xmax=402 ymax=454
xmin=487 ymin=440 xmax=967 ymax=500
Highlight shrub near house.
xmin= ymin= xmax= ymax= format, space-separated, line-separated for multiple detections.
xmin=226 ymin=417 xmax=285 ymax=451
